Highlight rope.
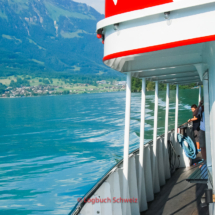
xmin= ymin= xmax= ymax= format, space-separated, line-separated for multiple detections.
xmin=177 ymin=133 xmax=196 ymax=159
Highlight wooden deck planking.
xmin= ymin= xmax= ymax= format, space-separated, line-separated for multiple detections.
xmin=141 ymin=166 xmax=209 ymax=215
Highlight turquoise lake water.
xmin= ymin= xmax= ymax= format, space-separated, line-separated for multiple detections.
xmin=0 ymin=89 xmax=199 ymax=214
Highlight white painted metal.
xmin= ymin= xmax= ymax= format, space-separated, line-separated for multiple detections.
xmin=169 ymin=130 xmax=175 ymax=172
xmin=135 ymin=152 xmax=148 ymax=211
xmin=174 ymin=85 xmax=180 ymax=168
xmin=203 ymin=72 xmax=212 ymax=167
xmin=106 ymin=171 xmax=122 ymax=215
xmin=104 ymin=43 xmax=204 ymax=75
xmin=150 ymin=144 xmax=154 ymax=176
xmin=202 ymin=41 xmax=215 ymax=215
xmin=135 ymin=154 xmax=139 ymax=189
xmin=163 ymin=79 xmax=202 ymax=85
xmin=102 ymin=3 xmax=215 ymax=59
xmin=94 ymin=182 xmax=112 ymax=215
xmin=144 ymin=146 xmax=154 ymax=201
xmin=97 ymin=0 xmax=215 ymax=31
xmin=149 ymin=75 xmax=200 ymax=82
xmin=199 ymin=86 xmax=201 ymax=103
xmin=140 ymin=72 xmax=199 ymax=83
xmin=137 ymin=71 xmax=198 ymax=79
xmin=118 ymin=168 xmax=131 ymax=215
xmin=135 ymin=65 xmax=197 ymax=77
xmin=92 ymin=196 xmax=102 ymax=215
xmin=128 ymin=156 xmax=140 ymax=214
xmin=138 ymin=78 xmax=147 ymax=211
xmin=81 ymin=195 xmax=102 ymax=215
xmin=194 ymin=63 xmax=208 ymax=81
xmin=122 ymin=72 xmax=132 ymax=215
xmin=164 ymin=83 xmax=171 ymax=179
xmin=79 ymin=126 xmax=197 ymax=215
xmin=88 ymin=1 xmax=215 ymax=214
xmin=152 ymin=81 xmax=160 ymax=193
xmin=157 ymin=138 xmax=166 ymax=186
xmin=81 ymin=197 xmax=94 ymax=215
xmin=174 ymin=85 xmax=179 ymax=144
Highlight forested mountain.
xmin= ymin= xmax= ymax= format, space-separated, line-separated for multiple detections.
xmin=0 ymin=0 xmax=118 ymax=77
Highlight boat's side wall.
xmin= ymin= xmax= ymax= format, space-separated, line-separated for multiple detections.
xmin=75 ymin=127 xmax=192 ymax=215
xmin=203 ymin=41 xmax=215 ymax=215
xmin=103 ymin=3 xmax=215 ymax=62
xmin=105 ymin=0 xmax=173 ymax=18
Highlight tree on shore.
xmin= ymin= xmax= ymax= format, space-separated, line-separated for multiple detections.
xmin=0 ymin=83 xmax=6 ymax=94
xmin=9 ymin=78 xmax=30 ymax=88
xmin=131 ymin=77 xmax=197 ymax=92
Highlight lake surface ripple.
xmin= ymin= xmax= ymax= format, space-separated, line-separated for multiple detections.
xmin=0 ymin=90 xmax=199 ymax=214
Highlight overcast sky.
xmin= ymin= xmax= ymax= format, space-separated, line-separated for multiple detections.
xmin=73 ymin=0 xmax=105 ymax=14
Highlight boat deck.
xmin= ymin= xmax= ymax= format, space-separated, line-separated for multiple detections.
xmin=141 ymin=163 xmax=209 ymax=215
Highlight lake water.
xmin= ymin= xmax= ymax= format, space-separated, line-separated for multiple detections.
xmin=0 ymin=89 xmax=199 ymax=215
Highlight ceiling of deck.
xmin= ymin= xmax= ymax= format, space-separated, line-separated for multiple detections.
xmin=132 ymin=65 xmax=202 ymax=85
xmin=104 ymin=43 xmax=204 ymax=85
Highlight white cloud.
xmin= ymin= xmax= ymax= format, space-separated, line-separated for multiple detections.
xmin=73 ymin=0 xmax=105 ymax=14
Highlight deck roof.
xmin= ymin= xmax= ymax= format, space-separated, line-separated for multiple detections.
xmin=104 ymin=43 xmax=205 ymax=85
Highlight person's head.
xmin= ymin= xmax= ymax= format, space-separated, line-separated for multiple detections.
xmin=191 ymin=104 xmax=197 ymax=112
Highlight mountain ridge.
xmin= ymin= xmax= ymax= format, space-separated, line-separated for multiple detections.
xmin=0 ymin=0 xmax=119 ymax=77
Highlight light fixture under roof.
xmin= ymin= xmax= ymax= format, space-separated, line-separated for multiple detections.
xmin=113 ymin=23 xmax=119 ymax=31
xmin=164 ymin=12 xmax=170 ymax=19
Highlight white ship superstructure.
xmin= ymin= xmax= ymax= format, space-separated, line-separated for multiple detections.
xmin=71 ymin=0 xmax=215 ymax=214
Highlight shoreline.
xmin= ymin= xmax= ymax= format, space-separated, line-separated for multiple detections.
xmin=0 ymin=87 xmax=198 ymax=99
xmin=0 ymin=89 xmax=126 ymax=99
xmin=0 ymin=76 xmax=126 ymax=98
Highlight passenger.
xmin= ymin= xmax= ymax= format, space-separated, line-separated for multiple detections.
xmin=188 ymin=104 xmax=201 ymax=152
xmin=193 ymin=100 xmax=206 ymax=160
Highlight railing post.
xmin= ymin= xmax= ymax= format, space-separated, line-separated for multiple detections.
xmin=174 ymin=84 xmax=179 ymax=144
xmin=123 ymin=72 xmax=131 ymax=215
xmin=203 ymin=73 xmax=212 ymax=167
xmin=199 ymin=85 xmax=201 ymax=103
xmin=138 ymin=78 xmax=147 ymax=211
xmin=164 ymin=83 xmax=171 ymax=179
xmin=173 ymin=84 xmax=179 ymax=169
xmin=152 ymin=81 xmax=160 ymax=193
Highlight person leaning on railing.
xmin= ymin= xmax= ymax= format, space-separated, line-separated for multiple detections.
xmin=188 ymin=104 xmax=201 ymax=153
xmin=192 ymin=100 xmax=206 ymax=161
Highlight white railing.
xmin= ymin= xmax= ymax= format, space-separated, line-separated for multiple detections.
xmin=70 ymin=125 xmax=193 ymax=215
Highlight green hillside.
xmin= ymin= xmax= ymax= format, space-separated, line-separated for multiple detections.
xmin=0 ymin=0 xmax=119 ymax=77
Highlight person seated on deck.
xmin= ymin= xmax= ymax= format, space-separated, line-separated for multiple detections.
xmin=193 ymin=100 xmax=206 ymax=161
xmin=188 ymin=104 xmax=201 ymax=153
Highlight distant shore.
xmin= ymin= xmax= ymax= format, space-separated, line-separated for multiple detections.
xmin=0 ymin=75 xmax=198 ymax=98
xmin=0 ymin=88 xmax=125 ymax=98
xmin=0 ymin=75 xmax=126 ymax=98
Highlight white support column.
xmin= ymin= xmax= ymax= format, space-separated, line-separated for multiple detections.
xmin=164 ymin=83 xmax=171 ymax=179
xmin=174 ymin=84 xmax=179 ymax=144
xmin=144 ymin=146 xmax=154 ymax=201
xmin=138 ymin=78 xmax=147 ymax=211
xmin=199 ymin=86 xmax=201 ymax=103
xmin=152 ymin=81 xmax=160 ymax=193
xmin=123 ymin=72 xmax=132 ymax=215
xmin=203 ymin=73 xmax=212 ymax=167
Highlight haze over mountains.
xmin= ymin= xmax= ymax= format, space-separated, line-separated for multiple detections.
xmin=0 ymin=0 xmax=118 ymax=77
